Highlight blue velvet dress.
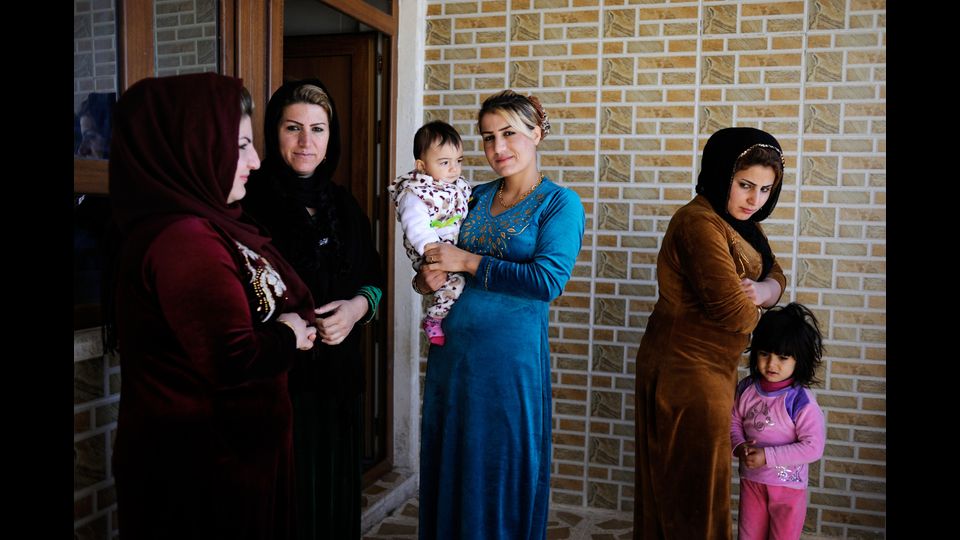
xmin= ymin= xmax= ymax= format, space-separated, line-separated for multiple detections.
xmin=418 ymin=177 xmax=585 ymax=540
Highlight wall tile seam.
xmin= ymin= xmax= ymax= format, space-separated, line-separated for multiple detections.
xmin=804 ymin=46 xmax=886 ymax=54
xmin=73 ymin=508 xmax=115 ymax=528
xmin=814 ymin=506 xmax=887 ymax=516
xmin=849 ymin=493 xmax=887 ymax=501
xmin=74 ymin=478 xmax=116 ymax=500
xmin=794 ymin=238 xmax=884 ymax=245
xmin=810 ymin=483 xmax=887 ymax=493
xmin=93 ymin=495 xmax=118 ymax=513
xmin=73 ymin=424 xmax=116 ymax=443
xmin=73 ymin=397 xmax=120 ymax=415
xmin=577 ymin=434 xmax=636 ymax=442
xmin=816 ymin=388 xmax=886 ymax=397
xmin=818 ymin=406 xmax=887 ymax=415
xmin=442 ymin=57 xmax=617 ymax=64
xmin=818 ymin=390 xmax=887 ymax=401
xmin=831 ymin=458 xmax=888 ymax=466
xmin=74 ymin=353 xmax=106 ymax=364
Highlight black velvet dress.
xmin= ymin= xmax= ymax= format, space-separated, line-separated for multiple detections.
xmin=243 ymin=79 xmax=384 ymax=540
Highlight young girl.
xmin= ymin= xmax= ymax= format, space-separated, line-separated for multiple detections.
xmin=388 ymin=120 xmax=471 ymax=346
xmin=731 ymin=302 xmax=826 ymax=540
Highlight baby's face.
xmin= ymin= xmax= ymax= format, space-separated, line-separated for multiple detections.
xmin=417 ymin=142 xmax=463 ymax=183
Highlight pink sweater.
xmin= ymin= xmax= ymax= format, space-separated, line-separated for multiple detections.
xmin=730 ymin=377 xmax=826 ymax=489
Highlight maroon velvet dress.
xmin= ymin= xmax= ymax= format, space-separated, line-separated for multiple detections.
xmin=108 ymin=73 xmax=315 ymax=540
xmin=111 ymin=217 xmax=302 ymax=539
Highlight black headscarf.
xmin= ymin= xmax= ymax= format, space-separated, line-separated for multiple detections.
xmin=695 ymin=127 xmax=784 ymax=280
xmin=262 ymin=79 xmax=341 ymax=184
xmin=248 ymin=79 xmax=350 ymax=275
xmin=245 ymin=78 xmax=382 ymax=301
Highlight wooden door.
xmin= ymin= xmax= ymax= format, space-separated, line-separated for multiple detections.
xmin=283 ymin=33 xmax=377 ymax=218
xmin=282 ymin=33 xmax=389 ymax=483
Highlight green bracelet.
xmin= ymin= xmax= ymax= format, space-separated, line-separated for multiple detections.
xmin=356 ymin=285 xmax=382 ymax=324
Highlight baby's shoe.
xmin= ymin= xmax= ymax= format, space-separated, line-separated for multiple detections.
xmin=423 ymin=316 xmax=445 ymax=346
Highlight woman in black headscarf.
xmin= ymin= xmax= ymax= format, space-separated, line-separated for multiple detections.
xmin=108 ymin=73 xmax=317 ymax=539
xmin=632 ymin=127 xmax=787 ymax=540
xmin=243 ymin=79 xmax=383 ymax=539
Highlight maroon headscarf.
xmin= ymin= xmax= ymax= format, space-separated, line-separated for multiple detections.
xmin=109 ymin=73 xmax=314 ymax=320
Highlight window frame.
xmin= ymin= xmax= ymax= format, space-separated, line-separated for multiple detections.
xmin=73 ymin=0 xmax=284 ymax=193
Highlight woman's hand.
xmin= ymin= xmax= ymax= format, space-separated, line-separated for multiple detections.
xmin=422 ymin=242 xmax=481 ymax=276
xmin=314 ymin=296 xmax=368 ymax=345
xmin=277 ymin=312 xmax=317 ymax=351
xmin=740 ymin=277 xmax=781 ymax=307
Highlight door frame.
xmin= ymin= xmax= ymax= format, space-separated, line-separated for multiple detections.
xmin=73 ymin=0 xmax=282 ymax=194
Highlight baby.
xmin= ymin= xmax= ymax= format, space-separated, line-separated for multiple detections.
xmin=388 ymin=120 xmax=472 ymax=346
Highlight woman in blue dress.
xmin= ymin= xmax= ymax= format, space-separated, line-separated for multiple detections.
xmin=414 ymin=90 xmax=586 ymax=539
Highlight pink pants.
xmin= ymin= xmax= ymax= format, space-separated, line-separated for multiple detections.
xmin=737 ymin=478 xmax=807 ymax=540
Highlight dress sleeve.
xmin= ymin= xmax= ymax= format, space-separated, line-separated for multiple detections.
xmin=475 ymin=188 xmax=585 ymax=302
xmin=730 ymin=400 xmax=748 ymax=455
xmin=146 ymin=219 xmax=298 ymax=386
xmin=763 ymin=233 xmax=787 ymax=305
xmin=763 ymin=395 xmax=826 ymax=467
xmin=675 ymin=214 xmax=762 ymax=334
xmin=396 ymin=190 xmax=441 ymax=256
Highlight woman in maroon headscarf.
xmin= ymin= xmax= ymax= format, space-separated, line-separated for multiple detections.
xmin=108 ymin=73 xmax=317 ymax=539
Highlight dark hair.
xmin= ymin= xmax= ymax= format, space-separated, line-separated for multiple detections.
xmin=240 ymin=86 xmax=254 ymax=117
xmin=733 ymin=144 xmax=784 ymax=187
xmin=413 ymin=120 xmax=462 ymax=160
xmin=76 ymin=92 xmax=116 ymax=159
xmin=748 ymin=303 xmax=824 ymax=387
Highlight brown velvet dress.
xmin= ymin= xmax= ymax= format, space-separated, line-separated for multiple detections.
xmin=633 ymin=194 xmax=785 ymax=539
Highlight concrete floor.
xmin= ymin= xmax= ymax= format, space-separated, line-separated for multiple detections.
xmin=363 ymin=497 xmax=633 ymax=539
xmin=359 ymin=472 xmax=840 ymax=539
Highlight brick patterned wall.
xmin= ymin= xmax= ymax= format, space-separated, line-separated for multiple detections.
xmin=421 ymin=0 xmax=885 ymax=536
xmin=74 ymin=0 xmax=218 ymax=114
xmin=74 ymin=0 xmax=118 ymax=113
xmin=74 ymin=329 xmax=121 ymax=540
xmin=155 ymin=0 xmax=219 ymax=77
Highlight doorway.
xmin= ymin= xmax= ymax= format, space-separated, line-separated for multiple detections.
xmin=282 ymin=1 xmax=394 ymax=488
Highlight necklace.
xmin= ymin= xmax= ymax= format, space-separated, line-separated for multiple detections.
xmin=497 ymin=174 xmax=544 ymax=210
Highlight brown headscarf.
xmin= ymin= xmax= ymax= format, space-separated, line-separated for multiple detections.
xmin=109 ymin=73 xmax=314 ymax=320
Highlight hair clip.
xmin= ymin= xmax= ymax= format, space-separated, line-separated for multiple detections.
xmin=527 ymin=95 xmax=551 ymax=135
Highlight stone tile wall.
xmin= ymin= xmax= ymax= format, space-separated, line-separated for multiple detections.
xmin=155 ymin=0 xmax=219 ymax=77
xmin=74 ymin=329 xmax=121 ymax=539
xmin=74 ymin=0 xmax=118 ymax=113
xmin=421 ymin=1 xmax=885 ymax=536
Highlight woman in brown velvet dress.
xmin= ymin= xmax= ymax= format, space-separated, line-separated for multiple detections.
xmin=633 ymin=127 xmax=787 ymax=539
